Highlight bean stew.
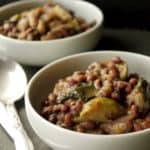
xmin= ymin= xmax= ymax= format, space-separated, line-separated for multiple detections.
xmin=0 ymin=2 xmax=95 ymax=41
xmin=41 ymin=57 xmax=150 ymax=135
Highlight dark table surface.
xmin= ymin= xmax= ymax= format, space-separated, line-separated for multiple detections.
xmin=0 ymin=0 xmax=150 ymax=150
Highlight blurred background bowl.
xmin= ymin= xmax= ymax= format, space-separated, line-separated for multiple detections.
xmin=0 ymin=0 xmax=103 ymax=66
xmin=25 ymin=51 xmax=150 ymax=150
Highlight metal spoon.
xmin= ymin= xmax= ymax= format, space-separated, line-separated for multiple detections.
xmin=0 ymin=55 xmax=34 ymax=150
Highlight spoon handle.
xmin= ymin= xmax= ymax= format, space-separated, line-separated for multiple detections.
xmin=0 ymin=102 xmax=15 ymax=139
xmin=6 ymin=103 xmax=34 ymax=150
xmin=0 ymin=102 xmax=33 ymax=150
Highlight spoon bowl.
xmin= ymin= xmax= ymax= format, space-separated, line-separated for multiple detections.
xmin=0 ymin=55 xmax=27 ymax=104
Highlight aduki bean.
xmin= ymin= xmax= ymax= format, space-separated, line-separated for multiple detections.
xmin=68 ymin=78 xmax=78 ymax=86
xmin=70 ymin=101 xmax=83 ymax=115
xmin=79 ymin=121 xmax=96 ymax=130
xmin=86 ymin=74 xmax=98 ymax=82
xmin=125 ymin=84 xmax=133 ymax=93
xmin=52 ymin=105 xmax=61 ymax=113
xmin=60 ymin=105 xmax=69 ymax=113
xmin=49 ymin=114 xmax=57 ymax=123
xmin=111 ymin=91 xmax=120 ymax=101
xmin=73 ymin=74 xmax=86 ymax=83
xmin=142 ymin=118 xmax=150 ymax=129
xmin=114 ymin=81 xmax=127 ymax=89
xmin=128 ymin=104 xmax=139 ymax=118
xmin=57 ymin=113 xmax=65 ymax=122
xmin=129 ymin=78 xmax=138 ymax=87
xmin=109 ymin=68 xmax=119 ymax=79
xmin=94 ymin=79 xmax=102 ymax=89
xmin=64 ymin=113 xmax=73 ymax=127
xmin=76 ymin=125 xmax=85 ymax=133
xmin=112 ymin=56 xmax=123 ymax=64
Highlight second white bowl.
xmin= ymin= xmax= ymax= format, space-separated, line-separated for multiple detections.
xmin=0 ymin=0 xmax=103 ymax=66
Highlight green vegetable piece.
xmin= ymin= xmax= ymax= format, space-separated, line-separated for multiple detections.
xmin=116 ymin=62 xmax=128 ymax=80
xmin=127 ymin=78 xmax=150 ymax=112
xmin=57 ymin=83 xmax=97 ymax=103
xmin=57 ymin=90 xmax=81 ymax=103
xmin=75 ymin=97 xmax=125 ymax=123
xmin=75 ymin=83 xmax=97 ymax=101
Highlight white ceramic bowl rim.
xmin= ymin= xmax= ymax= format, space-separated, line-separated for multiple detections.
xmin=25 ymin=50 xmax=150 ymax=139
xmin=0 ymin=0 xmax=103 ymax=44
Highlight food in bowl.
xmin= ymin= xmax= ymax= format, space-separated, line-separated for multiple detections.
xmin=0 ymin=0 xmax=103 ymax=66
xmin=41 ymin=56 xmax=150 ymax=135
xmin=25 ymin=51 xmax=150 ymax=150
xmin=0 ymin=1 xmax=95 ymax=41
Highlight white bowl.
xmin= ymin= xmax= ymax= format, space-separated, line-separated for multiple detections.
xmin=0 ymin=0 xmax=103 ymax=66
xmin=25 ymin=51 xmax=150 ymax=150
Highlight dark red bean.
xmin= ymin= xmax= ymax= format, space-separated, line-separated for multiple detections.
xmin=133 ymin=121 xmax=143 ymax=131
xmin=142 ymin=121 xmax=150 ymax=129
xmin=86 ymin=74 xmax=98 ymax=82
xmin=142 ymin=116 xmax=150 ymax=129
xmin=3 ymin=23 xmax=12 ymax=31
xmin=73 ymin=74 xmax=86 ymax=83
xmin=129 ymin=78 xmax=138 ymax=87
xmin=59 ymin=28 xmax=69 ymax=37
xmin=64 ymin=99 xmax=74 ymax=107
xmin=64 ymin=113 xmax=73 ymax=127
xmin=109 ymin=68 xmax=119 ymax=79
xmin=81 ymin=22 xmax=89 ymax=30
xmin=94 ymin=79 xmax=102 ymax=89
xmin=125 ymin=84 xmax=133 ymax=93
xmin=0 ymin=26 xmax=3 ymax=31
xmin=49 ymin=114 xmax=57 ymax=123
xmin=145 ymin=116 xmax=150 ymax=122
xmin=70 ymin=101 xmax=77 ymax=107
xmin=98 ymin=90 xmax=109 ymax=97
xmin=128 ymin=104 xmax=139 ymax=117
xmin=60 ymin=105 xmax=69 ymax=113
xmin=67 ymin=77 xmax=78 ymax=86
xmin=52 ymin=105 xmax=61 ymax=113
xmin=12 ymin=27 xmax=18 ymax=33
xmin=114 ymin=81 xmax=128 ymax=89
xmin=57 ymin=113 xmax=65 ymax=122
xmin=41 ymin=106 xmax=53 ymax=116
xmin=100 ymin=63 xmax=107 ymax=69
xmin=76 ymin=125 xmax=85 ymax=133
xmin=107 ymin=61 xmax=116 ymax=69
xmin=112 ymin=56 xmax=123 ymax=64
xmin=70 ymin=101 xmax=83 ymax=116
xmin=80 ymin=121 xmax=96 ymax=130
xmin=111 ymin=91 xmax=120 ymax=101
